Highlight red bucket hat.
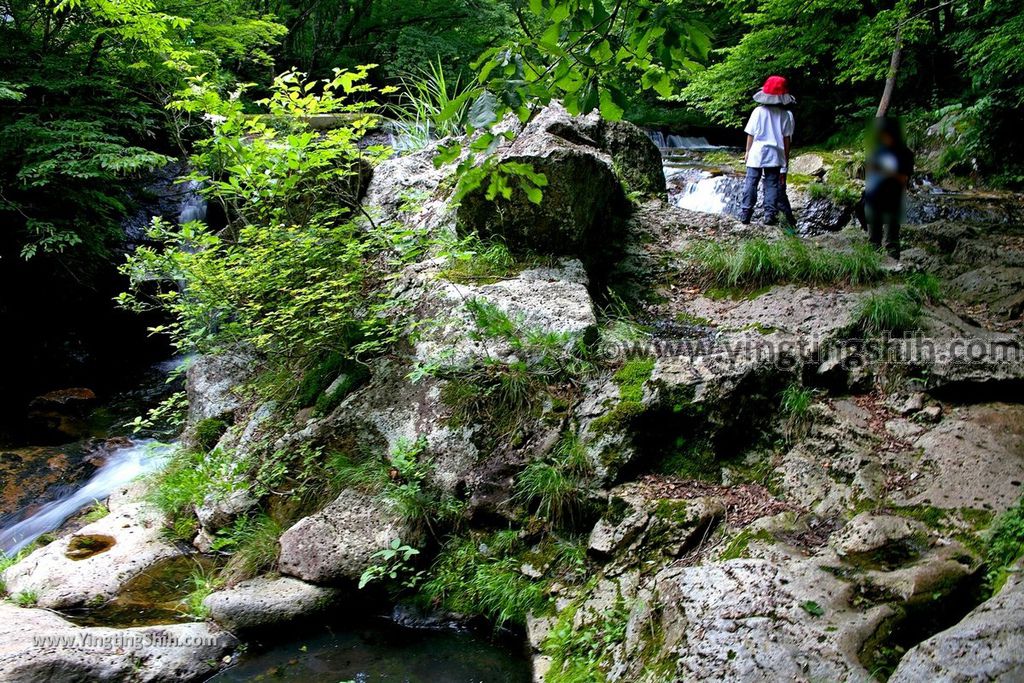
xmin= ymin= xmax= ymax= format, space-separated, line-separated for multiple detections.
xmin=753 ymin=75 xmax=795 ymax=105
xmin=762 ymin=76 xmax=788 ymax=95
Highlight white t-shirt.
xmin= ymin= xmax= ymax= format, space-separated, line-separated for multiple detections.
xmin=744 ymin=106 xmax=794 ymax=170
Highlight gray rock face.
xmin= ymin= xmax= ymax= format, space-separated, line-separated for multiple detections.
xmin=456 ymin=104 xmax=646 ymax=266
xmin=185 ymin=351 xmax=255 ymax=425
xmin=587 ymin=485 xmax=725 ymax=566
xmin=789 ymin=153 xmax=827 ymax=176
xmin=833 ymin=512 xmax=927 ymax=559
xmin=2 ymin=487 xmax=180 ymax=609
xmin=652 ymin=559 xmax=885 ymax=682
xmin=890 ymin=573 xmax=1024 ymax=682
xmin=598 ymin=119 xmax=666 ymax=197
xmin=278 ymin=488 xmax=419 ymax=584
xmin=203 ymin=576 xmax=340 ymax=632
xmin=0 ymin=603 xmax=235 ymax=682
xmin=362 ymin=144 xmax=453 ymax=230
xmin=407 ymin=258 xmax=597 ymax=369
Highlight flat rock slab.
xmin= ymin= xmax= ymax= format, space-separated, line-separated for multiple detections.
xmin=0 ymin=602 xmax=235 ymax=682
xmin=3 ymin=495 xmax=180 ymax=609
xmin=204 ymin=576 xmax=340 ymax=632
xmin=892 ymin=403 xmax=1024 ymax=512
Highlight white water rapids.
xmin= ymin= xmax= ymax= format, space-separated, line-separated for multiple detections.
xmin=0 ymin=440 xmax=175 ymax=556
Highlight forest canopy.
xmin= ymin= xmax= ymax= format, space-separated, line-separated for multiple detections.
xmin=0 ymin=0 xmax=1020 ymax=266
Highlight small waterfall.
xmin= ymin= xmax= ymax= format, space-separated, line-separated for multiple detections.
xmin=647 ymin=132 xmax=723 ymax=150
xmin=0 ymin=440 xmax=174 ymax=556
xmin=675 ymin=173 xmax=729 ymax=214
xmin=177 ymin=179 xmax=208 ymax=225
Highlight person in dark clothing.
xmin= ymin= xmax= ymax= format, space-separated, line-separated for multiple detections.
xmin=864 ymin=117 xmax=914 ymax=259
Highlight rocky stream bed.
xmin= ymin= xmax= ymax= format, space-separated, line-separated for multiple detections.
xmin=2 ymin=105 xmax=1023 ymax=682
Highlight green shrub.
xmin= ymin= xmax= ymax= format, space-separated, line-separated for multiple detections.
xmin=420 ymin=532 xmax=548 ymax=627
xmin=182 ymin=565 xmax=222 ymax=619
xmin=148 ymin=447 xmax=247 ymax=541
xmin=193 ymin=418 xmax=229 ymax=452
xmin=687 ymin=237 xmax=883 ymax=290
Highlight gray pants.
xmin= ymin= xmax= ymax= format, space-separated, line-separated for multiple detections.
xmin=740 ymin=166 xmax=794 ymax=224
xmin=866 ymin=204 xmax=900 ymax=258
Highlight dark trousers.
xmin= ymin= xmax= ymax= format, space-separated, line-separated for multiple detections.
xmin=740 ymin=166 xmax=795 ymax=225
xmin=866 ymin=203 xmax=900 ymax=258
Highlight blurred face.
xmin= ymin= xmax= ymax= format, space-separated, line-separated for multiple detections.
xmin=880 ymin=131 xmax=895 ymax=147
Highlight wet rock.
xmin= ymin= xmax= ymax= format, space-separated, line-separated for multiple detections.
xmin=456 ymin=104 xmax=635 ymax=268
xmin=889 ymin=569 xmax=1024 ymax=682
xmin=278 ymin=488 xmax=420 ymax=584
xmin=26 ymin=387 xmax=98 ymax=439
xmin=203 ymin=576 xmax=340 ymax=632
xmin=65 ymin=533 xmax=117 ymax=560
xmin=2 ymin=489 xmax=180 ymax=609
xmin=797 ymin=196 xmax=853 ymax=233
xmin=0 ymin=602 xmax=235 ymax=682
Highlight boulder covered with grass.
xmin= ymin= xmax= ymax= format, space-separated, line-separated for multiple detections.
xmin=456 ymin=104 xmax=659 ymax=268
xmin=0 ymin=602 xmax=235 ymax=682
xmin=278 ymin=488 xmax=420 ymax=584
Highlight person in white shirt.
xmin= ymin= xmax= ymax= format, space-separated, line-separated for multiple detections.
xmin=739 ymin=76 xmax=796 ymax=228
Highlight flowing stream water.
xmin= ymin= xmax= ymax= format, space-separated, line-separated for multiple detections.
xmin=0 ymin=439 xmax=174 ymax=555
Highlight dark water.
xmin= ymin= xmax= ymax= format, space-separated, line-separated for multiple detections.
xmin=207 ymin=619 xmax=531 ymax=683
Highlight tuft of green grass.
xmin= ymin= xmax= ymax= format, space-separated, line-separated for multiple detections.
xmin=854 ymin=286 xmax=924 ymax=336
xmin=515 ymin=461 xmax=581 ymax=527
xmin=13 ymin=590 xmax=38 ymax=607
xmin=440 ymin=234 xmax=520 ymax=284
xmin=687 ymin=237 xmax=883 ymax=290
xmin=215 ymin=513 xmax=283 ymax=585
xmin=985 ymin=497 xmax=1024 ymax=593
xmin=182 ymin=565 xmax=222 ymax=619
xmin=905 ymin=271 xmax=943 ymax=303
xmin=779 ymin=384 xmax=815 ymax=441
xmin=81 ymin=500 xmax=110 ymax=524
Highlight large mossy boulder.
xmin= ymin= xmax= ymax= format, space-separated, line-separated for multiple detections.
xmin=456 ymin=104 xmax=663 ymax=270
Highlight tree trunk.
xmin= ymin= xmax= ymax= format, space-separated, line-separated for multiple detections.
xmin=876 ymin=28 xmax=903 ymax=118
